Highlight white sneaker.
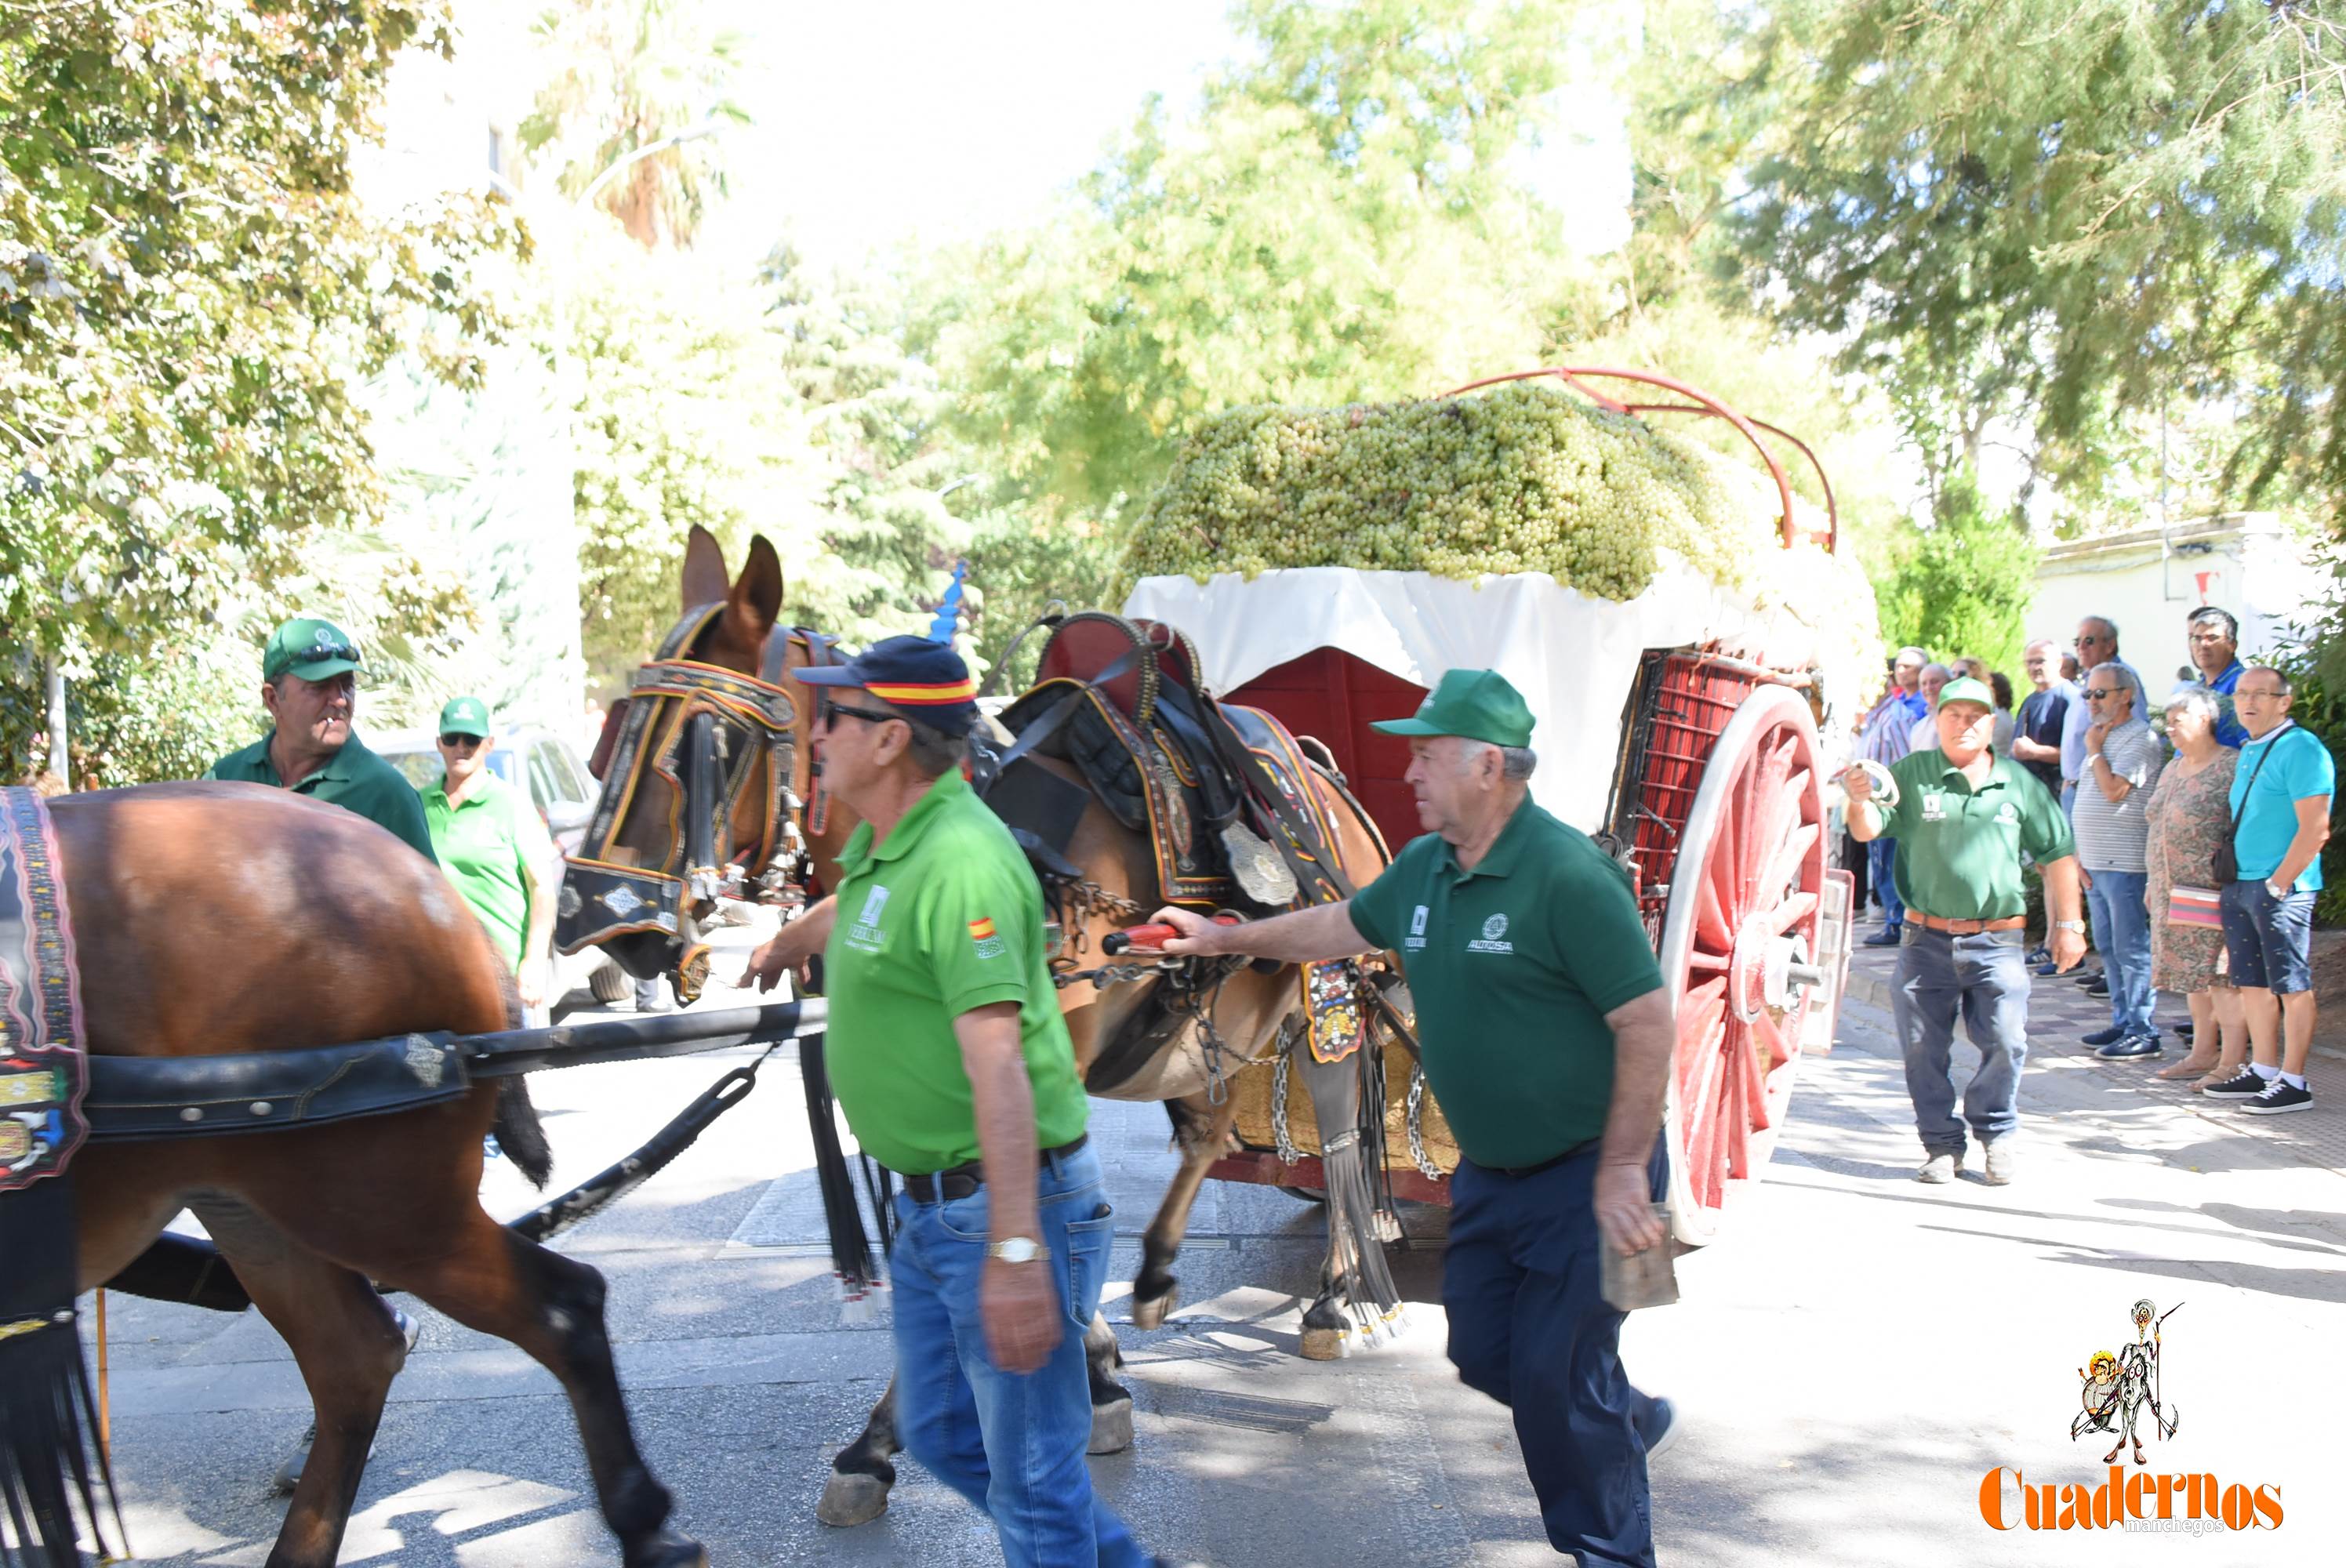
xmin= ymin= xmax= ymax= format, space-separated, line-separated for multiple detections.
xmin=1982 ymin=1140 xmax=2019 ymax=1186
xmin=1916 ymin=1152 xmax=1962 ymax=1184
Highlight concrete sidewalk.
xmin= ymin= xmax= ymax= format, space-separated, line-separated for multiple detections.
xmin=1845 ymin=940 xmax=2346 ymax=1174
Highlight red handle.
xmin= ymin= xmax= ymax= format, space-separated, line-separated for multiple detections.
xmin=1102 ymin=914 xmax=1240 ymax=955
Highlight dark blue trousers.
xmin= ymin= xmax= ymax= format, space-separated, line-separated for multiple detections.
xmin=1444 ymin=1140 xmax=1669 ymax=1567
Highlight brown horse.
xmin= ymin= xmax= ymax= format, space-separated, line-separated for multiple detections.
xmin=47 ymin=786 xmax=705 ymax=1567
xmin=570 ymin=527 xmax=1398 ymax=1530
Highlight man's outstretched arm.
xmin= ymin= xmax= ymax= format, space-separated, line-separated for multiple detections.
xmin=1149 ymin=900 xmax=1375 ymax=964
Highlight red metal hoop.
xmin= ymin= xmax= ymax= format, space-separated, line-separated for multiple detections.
xmin=1439 ymin=366 xmax=1839 ymax=553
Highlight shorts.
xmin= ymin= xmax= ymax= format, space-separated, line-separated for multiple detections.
xmin=2217 ymin=880 xmax=2315 ymax=995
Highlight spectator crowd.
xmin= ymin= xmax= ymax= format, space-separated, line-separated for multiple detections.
xmin=1850 ymin=604 xmax=2334 ymax=1142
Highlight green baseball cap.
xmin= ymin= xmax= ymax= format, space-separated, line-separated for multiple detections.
xmin=438 ymin=696 xmax=492 ymax=739
xmin=1371 ymin=669 xmax=1537 ymax=749
xmin=1937 ymin=675 xmax=1995 ymax=711
xmin=263 ymin=617 xmax=361 ymax=684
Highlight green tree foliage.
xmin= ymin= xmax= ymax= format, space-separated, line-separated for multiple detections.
xmin=1716 ymin=0 xmax=2346 ymax=528
xmin=520 ymin=0 xmax=747 ymax=249
xmin=0 ymin=0 xmax=518 ymax=781
xmin=1870 ymin=472 xmax=2041 ymax=677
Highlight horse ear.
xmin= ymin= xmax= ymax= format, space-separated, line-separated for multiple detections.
xmin=731 ymin=534 xmax=784 ymax=633
xmin=681 ymin=525 xmax=728 ymax=611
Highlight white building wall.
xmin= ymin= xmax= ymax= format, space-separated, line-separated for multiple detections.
xmin=2026 ymin=514 xmax=2325 ymax=697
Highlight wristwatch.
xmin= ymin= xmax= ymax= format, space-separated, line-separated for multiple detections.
xmin=988 ymin=1236 xmax=1047 ymax=1265
xmin=2053 ymin=920 xmax=2086 ymax=933
xmin=2266 ymin=879 xmax=2291 ymax=900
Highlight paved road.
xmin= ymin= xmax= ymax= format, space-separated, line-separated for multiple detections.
xmin=89 ymin=927 xmax=2344 ymax=1566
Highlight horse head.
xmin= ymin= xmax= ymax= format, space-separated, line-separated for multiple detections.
xmin=555 ymin=525 xmax=847 ymax=999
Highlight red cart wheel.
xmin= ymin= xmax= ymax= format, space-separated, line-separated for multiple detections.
xmin=1655 ymin=684 xmax=1830 ymax=1246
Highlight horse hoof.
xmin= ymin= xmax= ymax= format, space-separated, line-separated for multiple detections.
xmin=1299 ymin=1326 xmax=1346 ymax=1361
xmin=817 ymin=1469 xmax=892 ymax=1528
xmin=623 ymin=1528 xmax=706 ymax=1568
xmin=1088 ymin=1396 xmax=1135 ymax=1454
xmin=1130 ymin=1285 xmax=1179 ymax=1330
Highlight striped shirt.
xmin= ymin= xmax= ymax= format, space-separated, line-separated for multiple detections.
xmin=1861 ymin=690 xmax=1927 ymax=768
xmin=2072 ymin=717 xmax=2164 ymax=872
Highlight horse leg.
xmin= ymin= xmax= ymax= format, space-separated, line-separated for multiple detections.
xmin=1084 ymin=1309 xmax=1134 ymax=1455
xmin=380 ymin=1212 xmax=703 ymax=1568
xmin=1130 ymin=1090 xmax=1238 ymax=1330
xmin=818 ymin=1377 xmax=899 ymax=1527
xmin=191 ymin=1198 xmax=407 ymax=1568
xmin=1299 ymin=1258 xmax=1353 ymax=1363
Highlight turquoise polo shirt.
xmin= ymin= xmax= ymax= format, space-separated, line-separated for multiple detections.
xmin=2229 ymin=722 xmax=2336 ymax=891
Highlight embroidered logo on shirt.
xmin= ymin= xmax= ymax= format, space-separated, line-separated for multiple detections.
xmin=968 ymin=916 xmax=1005 ymax=960
xmin=1921 ymin=791 xmax=1948 ymax=822
xmin=846 ymin=884 xmax=892 ymax=953
xmin=1407 ymin=904 xmax=1429 ymax=950
xmin=1467 ymin=911 xmax=1514 ymax=954
xmin=1997 ymin=802 xmax=2019 ymax=826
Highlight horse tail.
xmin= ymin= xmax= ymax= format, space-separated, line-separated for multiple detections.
xmin=490 ymin=966 xmax=555 ymax=1189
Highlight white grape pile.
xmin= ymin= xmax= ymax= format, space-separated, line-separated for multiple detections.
xmin=1127 ymin=383 xmax=1782 ymax=600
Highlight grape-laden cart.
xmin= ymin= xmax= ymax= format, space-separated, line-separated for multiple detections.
xmin=1121 ymin=367 xmax=1883 ymax=1245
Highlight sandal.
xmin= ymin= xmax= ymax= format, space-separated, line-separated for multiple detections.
xmin=2155 ymin=1056 xmax=2219 ymax=1080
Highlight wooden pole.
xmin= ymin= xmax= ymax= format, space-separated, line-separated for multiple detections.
xmin=95 ymin=1287 xmax=111 ymax=1458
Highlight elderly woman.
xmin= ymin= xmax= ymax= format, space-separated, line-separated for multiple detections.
xmin=2143 ymin=685 xmax=2246 ymax=1086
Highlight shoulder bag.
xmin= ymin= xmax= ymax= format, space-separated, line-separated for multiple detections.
xmin=2210 ymin=726 xmax=2282 ymax=885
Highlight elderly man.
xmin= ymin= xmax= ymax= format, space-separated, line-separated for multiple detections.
xmin=2203 ymin=666 xmax=2334 ymax=1115
xmin=203 ymin=617 xmax=434 ymax=862
xmin=419 ymin=697 xmax=559 ymax=1022
xmin=1847 ymin=676 xmax=2086 ymax=1185
xmin=740 ymin=637 xmax=1156 ymax=1568
xmin=1858 ymin=647 xmax=1932 ymax=946
xmin=2061 ymin=616 xmax=2139 ymax=818
xmin=2010 ymin=638 xmax=2073 ymax=798
xmin=2186 ymin=606 xmax=2250 ymax=748
xmin=1906 ymin=662 xmax=1952 ymax=752
xmin=2074 ymin=663 xmax=2166 ymax=1058
xmin=1150 ymin=668 xmax=1680 ymax=1568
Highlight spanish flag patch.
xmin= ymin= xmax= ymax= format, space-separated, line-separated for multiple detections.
xmin=968 ymin=917 xmax=997 ymax=941
xmin=968 ymin=916 xmax=1006 ymax=959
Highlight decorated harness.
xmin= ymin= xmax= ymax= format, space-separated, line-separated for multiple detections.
xmin=555 ymin=604 xmax=811 ymax=1000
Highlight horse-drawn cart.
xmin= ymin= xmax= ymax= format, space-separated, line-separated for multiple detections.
xmin=1124 ymin=368 xmax=1879 ymax=1245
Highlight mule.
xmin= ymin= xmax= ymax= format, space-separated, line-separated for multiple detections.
xmin=565 ymin=527 xmax=1400 ymax=1530
xmin=45 ymin=786 xmax=704 ymax=1568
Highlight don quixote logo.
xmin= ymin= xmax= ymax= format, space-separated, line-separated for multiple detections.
xmin=1978 ymin=1299 xmax=2284 ymax=1537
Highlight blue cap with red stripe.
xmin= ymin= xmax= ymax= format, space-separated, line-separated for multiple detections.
xmin=796 ymin=634 xmax=979 ymax=729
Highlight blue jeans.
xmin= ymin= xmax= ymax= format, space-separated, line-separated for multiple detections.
xmin=889 ymin=1143 xmax=1149 ymax=1568
xmin=1893 ymin=927 xmax=2032 ymax=1153
xmin=2083 ymin=867 xmax=2154 ymax=1033
xmin=1444 ymin=1140 xmax=1669 ymax=1568
xmin=1868 ymin=837 xmax=1904 ymax=930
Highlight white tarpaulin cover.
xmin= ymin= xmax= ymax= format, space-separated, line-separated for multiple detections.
xmin=1124 ymin=561 xmax=1861 ymax=831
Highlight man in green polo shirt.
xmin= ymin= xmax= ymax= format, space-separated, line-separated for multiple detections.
xmin=1846 ymin=674 xmax=2086 ymax=1186
xmin=419 ymin=697 xmax=558 ymax=1018
xmin=740 ymin=636 xmax=1154 ymax=1568
xmin=202 ymin=616 xmax=435 ymax=862
xmin=1153 ymin=667 xmax=1680 ymax=1568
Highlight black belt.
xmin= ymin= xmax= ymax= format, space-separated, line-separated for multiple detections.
xmin=900 ymin=1134 xmax=1089 ymax=1203
xmin=1486 ymin=1136 xmax=1602 ymax=1179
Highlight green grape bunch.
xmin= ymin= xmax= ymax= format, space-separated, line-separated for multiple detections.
xmin=1126 ymin=383 xmax=1787 ymax=601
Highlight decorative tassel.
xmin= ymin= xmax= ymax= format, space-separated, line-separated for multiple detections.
xmin=798 ymin=1032 xmax=883 ymax=1318
xmin=1 ymin=1180 xmax=123 ymax=1567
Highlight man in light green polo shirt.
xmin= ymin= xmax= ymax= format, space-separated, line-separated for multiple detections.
xmin=202 ymin=616 xmax=435 ymax=863
xmin=739 ymin=635 xmax=1152 ymax=1568
xmin=419 ymin=696 xmax=557 ymax=1014
xmin=1153 ymin=667 xmax=1680 ymax=1568
xmin=1847 ymin=674 xmax=2086 ymax=1187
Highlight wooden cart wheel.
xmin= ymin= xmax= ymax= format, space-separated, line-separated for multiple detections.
xmin=1655 ymin=684 xmax=1830 ymax=1246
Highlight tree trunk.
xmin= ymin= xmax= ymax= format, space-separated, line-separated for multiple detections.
xmin=44 ymin=652 xmax=69 ymax=789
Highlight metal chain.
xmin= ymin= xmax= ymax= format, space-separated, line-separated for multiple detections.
xmin=1404 ymin=1064 xmax=1442 ymax=1179
xmin=1271 ymin=1022 xmax=1301 ymax=1164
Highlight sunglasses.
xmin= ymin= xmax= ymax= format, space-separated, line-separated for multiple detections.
xmin=823 ymin=702 xmax=902 ymax=733
xmin=439 ymin=733 xmax=485 ymax=750
xmin=2083 ymin=689 xmax=2117 ymax=700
